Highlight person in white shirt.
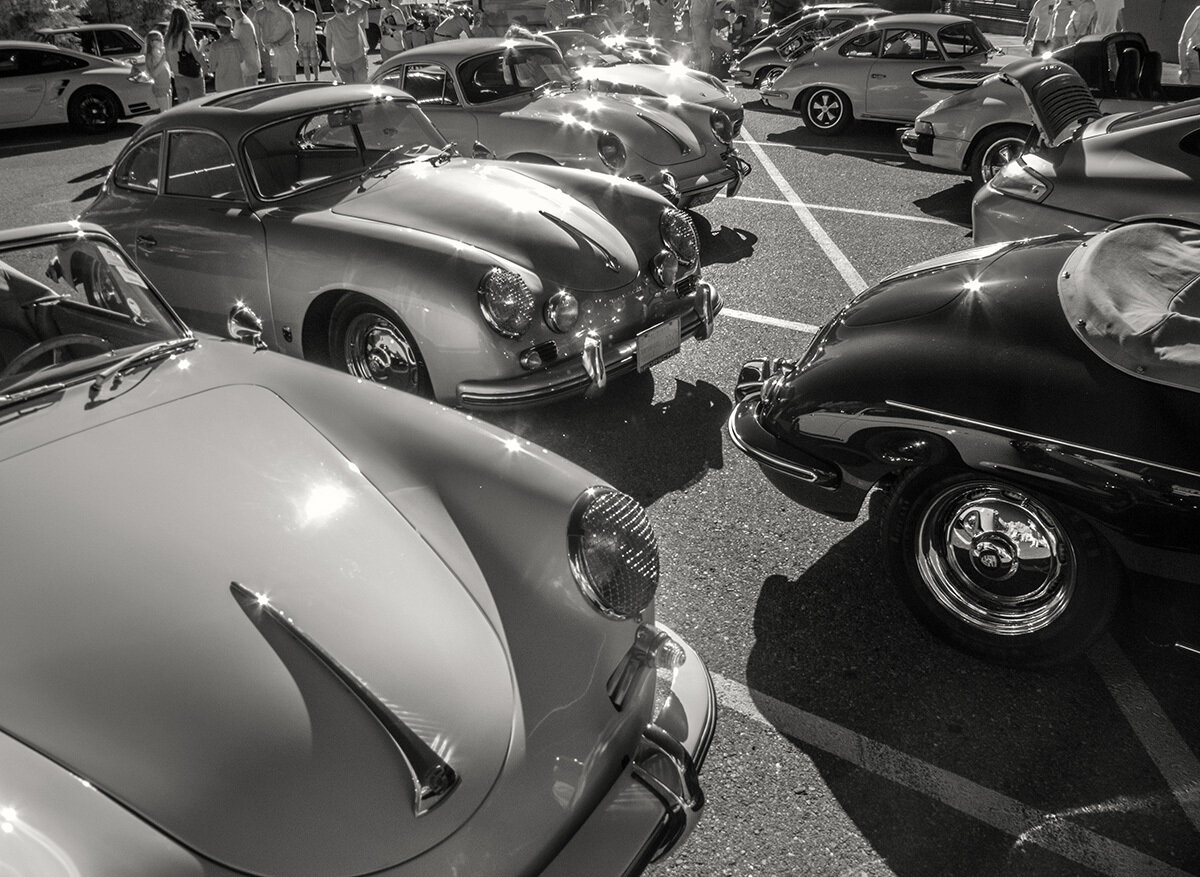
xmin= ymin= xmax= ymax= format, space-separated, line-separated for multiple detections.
xmin=1092 ymin=0 xmax=1123 ymax=36
xmin=1180 ymin=5 xmax=1200 ymax=84
xmin=1065 ymin=0 xmax=1096 ymax=44
xmin=1024 ymin=0 xmax=1054 ymax=56
xmin=1049 ymin=0 xmax=1078 ymax=50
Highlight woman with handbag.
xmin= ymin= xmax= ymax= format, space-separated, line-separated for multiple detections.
xmin=166 ymin=8 xmax=207 ymax=102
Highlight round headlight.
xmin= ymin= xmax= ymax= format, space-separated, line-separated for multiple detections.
xmin=659 ymin=207 xmax=699 ymax=268
xmin=710 ymin=110 xmax=733 ymax=143
xmin=544 ymin=290 xmax=579 ymax=333
xmin=568 ymin=487 xmax=659 ymax=619
xmin=478 ymin=268 xmax=534 ymax=338
xmin=598 ymin=130 xmax=627 ymax=171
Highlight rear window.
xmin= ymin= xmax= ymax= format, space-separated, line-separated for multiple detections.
xmin=939 ymin=22 xmax=990 ymax=59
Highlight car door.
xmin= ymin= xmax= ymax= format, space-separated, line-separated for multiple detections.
xmin=126 ymin=130 xmax=274 ymax=344
xmin=0 ymin=49 xmax=53 ymax=125
xmin=865 ymin=28 xmax=945 ymax=121
xmin=377 ymin=62 xmax=479 ymax=150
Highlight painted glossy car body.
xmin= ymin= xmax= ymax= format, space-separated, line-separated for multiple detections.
xmin=972 ymin=61 xmax=1200 ymax=245
xmin=759 ymin=14 xmax=1001 ymax=134
xmin=544 ymin=28 xmax=743 ymax=131
xmin=371 ymin=38 xmax=745 ymax=207
xmin=728 ymin=226 xmax=1200 ymax=664
xmin=727 ymin=5 xmax=889 ymax=87
xmin=80 ymin=82 xmax=720 ymax=409
xmin=563 ymin=13 xmax=694 ymax=66
xmin=900 ymin=32 xmax=1179 ymax=187
xmin=0 ymin=39 xmax=156 ymax=133
xmin=0 ymin=220 xmax=716 ymax=877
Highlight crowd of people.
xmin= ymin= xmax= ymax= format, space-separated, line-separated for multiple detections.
xmin=1022 ymin=0 xmax=1124 ymax=55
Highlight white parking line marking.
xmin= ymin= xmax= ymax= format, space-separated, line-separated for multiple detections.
xmin=712 ymin=672 xmax=1196 ymax=877
xmin=738 ymin=125 xmax=868 ymax=295
xmin=723 ymin=307 xmax=820 ymax=334
xmin=1089 ymin=635 xmax=1200 ymax=835
xmin=728 ymin=194 xmax=959 ymax=226
xmin=734 ymin=139 xmax=904 ymax=159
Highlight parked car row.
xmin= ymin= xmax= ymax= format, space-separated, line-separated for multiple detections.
xmin=728 ymin=11 xmax=1200 ymax=667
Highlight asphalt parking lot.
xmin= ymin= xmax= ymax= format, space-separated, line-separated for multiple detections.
xmin=0 ymin=47 xmax=1198 ymax=876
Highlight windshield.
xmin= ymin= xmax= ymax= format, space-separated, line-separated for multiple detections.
xmin=243 ymin=97 xmax=449 ymax=199
xmin=459 ymin=47 xmax=575 ymax=103
xmin=0 ymin=231 xmax=187 ymax=396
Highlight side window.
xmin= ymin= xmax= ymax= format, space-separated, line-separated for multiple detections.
xmin=403 ymin=64 xmax=458 ymax=106
xmin=840 ymin=30 xmax=880 ymax=59
xmin=113 ymin=135 xmax=162 ymax=193
xmin=939 ymin=23 xmax=987 ymax=59
xmin=97 ymin=29 xmax=142 ymax=56
xmin=881 ymin=30 xmax=935 ymax=60
xmin=0 ymin=49 xmax=19 ymax=77
xmin=30 ymin=50 xmax=89 ymax=73
xmin=165 ymin=131 xmax=244 ymax=200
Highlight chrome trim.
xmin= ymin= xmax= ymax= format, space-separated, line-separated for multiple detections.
xmin=631 ymin=723 xmax=705 ymax=861
xmin=229 ymin=581 xmax=459 ymax=815
xmin=727 ymin=399 xmax=822 ymax=484
xmin=582 ymin=330 xmax=607 ymax=391
xmin=886 ymin=400 xmax=1200 ymax=482
xmin=540 ymin=211 xmax=620 ymax=272
xmin=606 ymin=623 xmax=681 ymax=710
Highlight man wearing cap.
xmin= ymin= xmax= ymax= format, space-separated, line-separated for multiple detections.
xmin=222 ymin=0 xmax=263 ymax=86
xmin=209 ymin=16 xmax=246 ymax=91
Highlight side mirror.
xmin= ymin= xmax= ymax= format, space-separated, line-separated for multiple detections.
xmin=228 ymin=303 xmax=266 ymax=350
xmin=472 ymin=140 xmax=496 ymax=159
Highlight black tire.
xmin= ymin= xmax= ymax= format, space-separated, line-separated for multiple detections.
xmin=328 ymin=295 xmax=432 ymax=397
xmin=883 ymin=468 xmax=1122 ymax=667
xmin=968 ymin=124 xmax=1031 ymax=189
xmin=67 ymin=87 xmax=120 ymax=134
xmin=753 ymin=65 xmax=784 ymax=87
xmin=800 ymin=87 xmax=851 ymax=136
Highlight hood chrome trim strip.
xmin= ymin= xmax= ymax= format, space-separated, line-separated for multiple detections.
xmin=229 ymin=581 xmax=459 ymax=815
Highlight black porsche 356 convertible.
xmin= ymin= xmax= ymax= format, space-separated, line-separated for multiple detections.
xmin=729 ymin=222 xmax=1200 ymax=666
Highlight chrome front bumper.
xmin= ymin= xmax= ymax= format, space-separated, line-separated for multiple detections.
xmin=540 ymin=624 xmax=716 ymax=877
xmin=456 ymin=282 xmax=721 ymax=409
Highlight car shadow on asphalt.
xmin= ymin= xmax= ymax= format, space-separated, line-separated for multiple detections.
xmin=692 ymin=212 xmax=757 ymax=266
xmin=742 ymin=516 xmax=1200 ymax=876
xmin=913 ymin=181 xmax=975 ymax=230
xmin=479 ymin=371 xmax=732 ymax=506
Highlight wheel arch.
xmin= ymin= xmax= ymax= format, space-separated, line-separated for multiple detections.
xmin=965 ymin=121 xmax=1033 ymax=174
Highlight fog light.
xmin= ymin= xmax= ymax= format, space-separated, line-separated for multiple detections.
xmin=544 ymin=290 xmax=579 ymax=333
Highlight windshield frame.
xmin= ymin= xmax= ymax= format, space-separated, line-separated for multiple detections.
xmin=0 ymin=224 xmax=193 ymax=399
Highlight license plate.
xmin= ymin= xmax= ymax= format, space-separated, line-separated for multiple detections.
xmin=636 ymin=317 xmax=681 ymax=372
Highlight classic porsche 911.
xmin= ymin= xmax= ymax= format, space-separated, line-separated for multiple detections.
xmin=972 ymin=59 xmax=1200 ymax=245
xmin=760 ymin=13 xmax=1003 ymax=135
xmin=80 ymin=82 xmax=719 ymax=409
xmin=370 ymin=38 xmax=745 ymax=207
xmin=729 ymin=221 xmax=1200 ymax=666
xmin=901 ymin=33 xmax=1177 ymax=188
xmin=0 ymin=221 xmax=715 ymax=876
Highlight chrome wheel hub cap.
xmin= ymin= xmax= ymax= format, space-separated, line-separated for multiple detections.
xmin=344 ymin=314 xmax=419 ymax=391
xmin=812 ymin=94 xmax=839 ymax=125
xmin=915 ymin=484 xmax=1074 ymax=636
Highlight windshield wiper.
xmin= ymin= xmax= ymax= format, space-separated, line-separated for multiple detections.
xmin=88 ymin=337 xmax=196 ymax=398
xmin=0 ymin=381 xmax=68 ymax=407
xmin=358 ymin=142 xmax=454 ymax=190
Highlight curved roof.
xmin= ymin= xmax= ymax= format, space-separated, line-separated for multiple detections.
xmin=1060 ymin=222 xmax=1200 ymax=393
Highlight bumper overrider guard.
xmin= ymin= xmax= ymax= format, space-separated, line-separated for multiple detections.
xmin=457 ymin=282 xmax=721 ymax=408
xmin=728 ymin=358 xmax=867 ymax=521
xmin=540 ymin=623 xmax=716 ymax=877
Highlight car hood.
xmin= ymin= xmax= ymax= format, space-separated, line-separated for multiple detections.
xmin=334 ymin=159 xmax=640 ymax=288
xmin=583 ymin=62 xmax=731 ymax=106
xmin=513 ymin=90 xmax=707 ymax=164
xmin=0 ymin=384 xmax=514 ymax=877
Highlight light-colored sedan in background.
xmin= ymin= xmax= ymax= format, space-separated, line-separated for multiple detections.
xmin=371 ymin=37 xmax=746 ymax=207
xmin=35 ymin=23 xmax=146 ymax=66
xmin=972 ymin=59 xmax=1200 ymax=245
xmin=0 ymin=220 xmax=715 ymax=877
xmin=760 ymin=13 xmax=1003 ymax=135
xmin=0 ymin=39 xmax=156 ymax=133
xmin=80 ymin=82 xmax=720 ymax=409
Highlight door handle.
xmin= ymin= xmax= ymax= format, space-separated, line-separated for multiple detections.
xmin=870 ymin=73 xmax=886 ymax=79
xmin=136 ymin=234 xmax=157 ymax=249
